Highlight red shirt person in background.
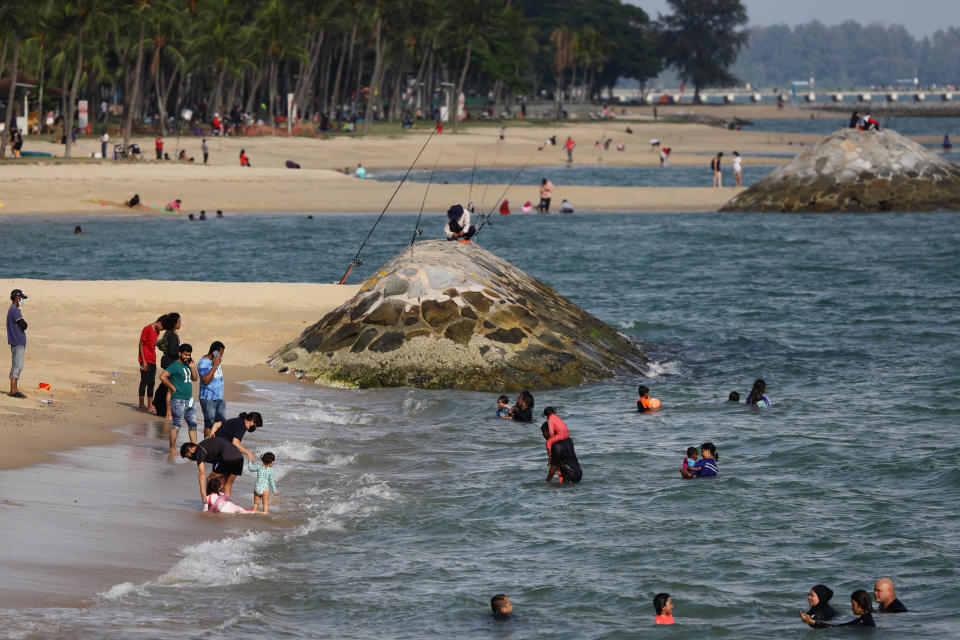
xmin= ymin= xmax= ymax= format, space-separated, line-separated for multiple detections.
xmin=155 ymin=135 xmax=163 ymax=160
xmin=138 ymin=315 xmax=163 ymax=412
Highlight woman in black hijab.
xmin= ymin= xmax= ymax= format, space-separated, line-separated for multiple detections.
xmin=805 ymin=584 xmax=838 ymax=621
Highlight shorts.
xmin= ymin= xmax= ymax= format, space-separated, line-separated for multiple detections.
xmin=199 ymin=398 xmax=227 ymax=429
xmin=214 ymin=458 xmax=244 ymax=477
xmin=10 ymin=344 xmax=25 ymax=379
xmin=170 ymin=398 xmax=198 ymax=431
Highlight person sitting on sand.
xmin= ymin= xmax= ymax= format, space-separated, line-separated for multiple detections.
xmin=653 ymin=593 xmax=675 ymax=624
xmin=239 ymin=149 xmax=251 ymax=167
xmin=204 ymin=474 xmax=253 ymax=514
xmin=165 ymin=198 xmax=182 ymax=214
xmin=499 ymin=199 xmax=510 ymax=215
xmin=848 ymin=110 xmax=860 ymax=129
xmin=355 ymin=163 xmax=367 ymax=179
xmin=521 ymin=201 xmax=532 ymax=214
xmin=491 ymin=594 xmax=513 ymax=618
xmin=559 ymin=199 xmax=574 ymax=213
xmin=444 ymin=204 xmax=476 ymax=241
xmin=801 ymin=590 xmax=875 ymax=628
xmin=126 ymin=194 xmax=141 ymax=207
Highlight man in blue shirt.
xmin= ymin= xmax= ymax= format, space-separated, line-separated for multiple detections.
xmin=6 ymin=289 xmax=28 ymax=399
xmin=197 ymin=341 xmax=226 ymax=437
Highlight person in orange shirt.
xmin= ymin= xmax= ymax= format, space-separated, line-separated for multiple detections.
xmin=654 ymin=592 xmax=675 ymax=624
xmin=637 ymin=385 xmax=662 ymax=412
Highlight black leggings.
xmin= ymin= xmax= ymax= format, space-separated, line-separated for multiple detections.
xmin=139 ymin=363 xmax=157 ymax=397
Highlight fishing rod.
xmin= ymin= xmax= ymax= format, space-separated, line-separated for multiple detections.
xmin=338 ymin=125 xmax=438 ymax=285
xmin=410 ymin=152 xmax=442 ymax=246
xmin=467 ymin=150 xmax=478 ymax=209
xmin=474 ymin=151 xmax=536 ymax=240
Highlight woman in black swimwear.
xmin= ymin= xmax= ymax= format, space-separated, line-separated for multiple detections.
xmin=801 ymin=589 xmax=875 ymax=628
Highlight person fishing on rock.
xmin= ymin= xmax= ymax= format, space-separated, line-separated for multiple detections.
xmin=444 ymin=204 xmax=476 ymax=242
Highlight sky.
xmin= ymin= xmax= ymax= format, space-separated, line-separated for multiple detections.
xmin=630 ymin=0 xmax=960 ymax=38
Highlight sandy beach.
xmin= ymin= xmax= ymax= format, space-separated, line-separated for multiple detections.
xmin=0 ymin=109 xmax=828 ymax=217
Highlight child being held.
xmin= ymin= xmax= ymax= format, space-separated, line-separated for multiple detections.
xmin=205 ymin=474 xmax=253 ymax=514
xmin=248 ymin=452 xmax=280 ymax=513
xmin=496 ymin=395 xmax=512 ymax=419
xmin=637 ymin=385 xmax=662 ymax=412
xmin=680 ymin=446 xmax=699 ymax=479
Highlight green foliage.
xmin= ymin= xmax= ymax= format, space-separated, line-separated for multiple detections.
xmin=659 ymin=0 xmax=749 ymax=95
xmin=732 ymin=22 xmax=960 ymax=88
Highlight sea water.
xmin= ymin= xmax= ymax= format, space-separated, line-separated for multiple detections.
xmin=1 ymin=212 xmax=959 ymax=638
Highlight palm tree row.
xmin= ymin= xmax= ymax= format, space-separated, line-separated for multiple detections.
xmin=0 ymin=0 xmax=660 ymax=157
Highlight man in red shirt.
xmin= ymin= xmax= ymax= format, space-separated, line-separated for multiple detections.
xmin=155 ymin=135 xmax=163 ymax=160
xmin=138 ymin=315 xmax=164 ymax=411
xmin=565 ymin=136 xmax=575 ymax=163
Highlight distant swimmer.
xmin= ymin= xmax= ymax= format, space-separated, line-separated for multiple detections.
xmin=727 ymin=391 xmax=740 ymax=403
xmin=496 ymin=395 xmax=512 ymax=418
xmin=805 ymin=584 xmax=839 ymax=622
xmin=745 ymin=378 xmax=771 ymax=408
xmin=653 ymin=593 xmax=675 ymax=624
xmin=491 ymin=594 xmax=513 ymax=618
xmin=680 ymin=446 xmax=698 ymax=479
xmin=541 ymin=421 xmax=581 ymax=483
xmin=690 ymin=442 xmax=718 ymax=477
xmin=801 ymin=590 xmax=875 ymax=628
xmin=444 ymin=204 xmax=476 ymax=241
xmin=559 ymin=199 xmax=574 ymax=213
xmin=509 ymin=390 xmax=534 ymax=422
xmin=943 ymin=134 xmax=952 ymax=150
xmin=637 ymin=385 xmax=661 ymax=412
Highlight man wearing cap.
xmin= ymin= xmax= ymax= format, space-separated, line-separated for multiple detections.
xmin=443 ymin=204 xmax=476 ymax=241
xmin=6 ymin=289 xmax=28 ymax=398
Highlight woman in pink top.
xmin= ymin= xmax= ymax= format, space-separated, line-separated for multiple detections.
xmin=538 ymin=178 xmax=554 ymax=213
xmin=541 ymin=407 xmax=569 ymax=465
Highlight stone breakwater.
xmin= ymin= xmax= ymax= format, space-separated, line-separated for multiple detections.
xmin=721 ymin=128 xmax=960 ymax=212
xmin=270 ymin=239 xmax=647 ymax=390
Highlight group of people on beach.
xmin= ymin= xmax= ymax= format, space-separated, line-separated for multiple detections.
xmin=136 ymin=312 xmax=279 ymax=513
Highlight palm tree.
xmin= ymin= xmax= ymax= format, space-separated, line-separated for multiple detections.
xmin=188 ymin=0 xmax=252 ymax=117
xmin=0 ymin=3 xmax=34 ymax=158
xmin=250 ymin=0 xmax=307 ymax=130
xmin=550 ymin=26 xmax=575 ymax=117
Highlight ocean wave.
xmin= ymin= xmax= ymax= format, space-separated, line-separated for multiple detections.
xmin=266 ymin=440 xmax=323 ymax=462
xmin=98 ymin=581 xmax=147 ymax=601
xmin=157 ymin=530 xmax=274 ymax=587
xmin=291 ymin=474 xmax=400 ymax=538
xmin=644 ymin=359 xmax=684 ymax=378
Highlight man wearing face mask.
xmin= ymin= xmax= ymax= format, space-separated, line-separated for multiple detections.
xmin=197 ymin=341 xmax=226 ymax=437
xmin=6 ymin=289 xmax=28 ymax=399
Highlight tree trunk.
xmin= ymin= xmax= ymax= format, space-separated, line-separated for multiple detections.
xmin=151 ymin=45 xmax=167 ymax=134
xmin=362 ymin=17 xmax=383 ymax=134
xmin=295 ymin=29 xmax=324 ymax=119
xmin=318 ymin=45 xmax=331 ymax=117
xmin=123 ymin=21 xmax=145 ymax=150
xmin=244 ymin=67 xmax=265 ymax=115
xmin=1 ymin=37 xmax=19 ymax=158
xmin=452 ymin=35 xmax=473 ymax=134
xmin=65 ymin=26 xmax=86 ymax=158
xmin=411 ymin=45 xmax=429 ymax=115
xmin=328 ymin=29 xmax=350 ymax=117
xmin=268 ymin=58 xmax=279 ymax=131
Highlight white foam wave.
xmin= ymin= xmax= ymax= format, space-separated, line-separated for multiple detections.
xmin=323 ymin=453 xmax=359 ymax=467
xmin=644 ymin=359 xmax=683 ymax=378
xmin=401 ymin=391 xmax=432 ymax=416
xmin=265 ymin=440 xmax=323 ymax=462
xmin=98 ymin=581 xmax=145 ymax=601
xmin=158 ymin=530 xmax=273 ymax=587
xmin=291 ymin=474 xmax=399 ymax=537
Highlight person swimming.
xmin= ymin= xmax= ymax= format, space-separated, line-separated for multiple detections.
xmin=690 ymin=442 xmax=719 ymax=477
xmin=680 ymin=446 xmax=698 ymax=479
xmin=801 ymin=589 xmax=875 ymax=628
xmin=805 ymin=584 xmax=839 ymax=622
xmin=745 ymin=379 xmax=771 ymax=408
xmin=637 ymin=385 xmax=662 ymax=412
xmin=727 ymin=391 xmax=740 ymax=403
xmin=653 ymin=593 xmax=675 ymax=624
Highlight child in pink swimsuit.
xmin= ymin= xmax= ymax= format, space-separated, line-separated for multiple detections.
xmin=205 ymin=475 xmax=252 ymax=514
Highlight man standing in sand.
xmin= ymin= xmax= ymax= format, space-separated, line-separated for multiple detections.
xmin=138 ymin=315 xmax=163 ymax=412
xmin=160 ymin=344 xmax=199 ymax=454
xmin=197 ymin=341 xmax=226 ymax=437
xmin=565 ymin=136 xmax=576 ymax=163
xmin=100 ymin=130 xmax=110 ymax=160
xmin=6 ymin=289 xmax=28 ymax=399
xmin=155 ymin=134 xmax=163 ymax=160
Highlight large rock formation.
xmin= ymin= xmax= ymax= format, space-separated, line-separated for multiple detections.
xmin=721 ymin=128 xmax=960 ymax=212
xmin=270 ymin=240 xmax=647 ymax=390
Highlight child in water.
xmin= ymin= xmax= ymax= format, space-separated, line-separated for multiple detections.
xmin=653 ymin=593 xmax=675 ymax=624
xmin=637 ymin=385 xmax=662 ymax=412
xmin=691 ymin=442 xmax=719 ymax=477
xmin=205 ymin=475 xmax=253 ymax=514
xmin=496 ymin=395 xmax=512 ymax=418
xmin=680 ymin=446 xmax=699 ymax=479
xmin=745 ymin=378 xmax=771 ymax=408
xmin=248 ymin=452 xmax=279 ymax=513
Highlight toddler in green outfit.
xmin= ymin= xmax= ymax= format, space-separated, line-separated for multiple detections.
xmin=247 ymin=451 xmax=279 ymax=513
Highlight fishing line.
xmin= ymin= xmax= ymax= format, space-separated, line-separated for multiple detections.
xmin=411 ymin=152 xmax=442 ymax=246
xmin=474 ymin=151 xmax=536 ymax=239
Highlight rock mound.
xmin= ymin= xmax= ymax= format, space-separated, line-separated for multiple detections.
xmin=721 ymin=128 xmax=960 ymax=212
xmin=270 ymin=240 xmax=647 ymax=390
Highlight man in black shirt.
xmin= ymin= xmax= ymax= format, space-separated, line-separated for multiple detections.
xmin=180 ymin=437 xmax=252 ymax=508
xmin=873 ymin=578 xmax=908 ymax=613
xmin=541 ymin=422 xmax=582 ymax=483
